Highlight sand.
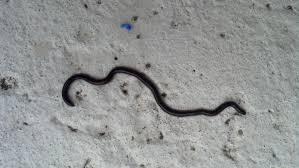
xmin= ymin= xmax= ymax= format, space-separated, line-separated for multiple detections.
xmin=0 ymin=0 xmax=298 ymax=168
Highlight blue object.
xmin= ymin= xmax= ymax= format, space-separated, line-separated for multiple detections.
xmin=121 ymin=23 xmax=132 ymax=32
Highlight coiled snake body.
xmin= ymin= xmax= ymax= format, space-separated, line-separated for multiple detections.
xmin=62 ymin=66 xmax=246 ymax=117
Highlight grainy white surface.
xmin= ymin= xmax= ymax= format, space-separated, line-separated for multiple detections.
xmin=0 ymin=0 xmax=298 ymax=168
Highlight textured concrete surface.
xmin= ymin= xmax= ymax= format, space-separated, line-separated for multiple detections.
xmin=0 ymin=0 xmax=298 ymax=168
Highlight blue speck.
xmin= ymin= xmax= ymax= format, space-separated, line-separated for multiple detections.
xmin=121 ymin=23 xmax=132 ymax=32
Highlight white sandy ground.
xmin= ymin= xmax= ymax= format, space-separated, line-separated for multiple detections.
xmin=0 ymin=0 xmax=298 ymax=167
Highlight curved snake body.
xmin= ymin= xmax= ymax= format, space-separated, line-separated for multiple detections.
xmin=62 ymin=66 xmax=246 ymax=117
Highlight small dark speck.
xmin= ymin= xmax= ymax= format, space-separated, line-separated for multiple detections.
xmin=153 ymin=11 xmax=159 ymax=15
xmin=170 ymin=21 xmax=178 ymax=29
xmin=97 ymin=0 xmax=102 ymax=4
xmin=75 ymin=90 xmax=84 ymax=101
xmin=266 ymin=4 xmax=271 ymax=9
xmin=136 ymin=34 xmax=141 ymax=39
xmin=67 ymin=125 xmax=78 ymax=132
xmin=131 ymin=16 xmax=138 ymax=22
xmin=225 ymin=118 xmax=231 ymax=125
xmin=159 ymin=132 xmax=164 ymax=140
xmin=238 ymin=129 xmax=243 ymax=136
xmin=220 ymin=33 xmax=225 ymax=38
xmin=145 ymin=63 xmax=151 ymax=69
xmin=287 ymin=5 xmax=293 ymax=11
xmin=146 ymin=138 xmax=151 ymax=144
xmin=192 ymin=69 xmax=196 ymax=72
xmin=23 ymin=122 xmax=29 ymax=126
xmin=161 ymin=92 xmax=167 ymax=98
xmin=99 ymin=132 xmax=106 ymax=136
xmin=190 ymin=146 xmax=196 ymax=151
xmin=114 ymin=57 xmax=118 ymax=61
xmin=84 ymin=4 xmax=88 ymax=9
xmin=121 ymin=89 xmax=128 ymax=95
xmin=131 ymin=136 xmax=135 ymax=141
xmin=140 ymin=164 xmax=145 ymax=168
xmin=135 ymin=94 xmax=140 ymax=99
xmin=105 ymin=125 xmax=108 ymax=128
xmin=272 ymin=152 xmax=277 ymax=158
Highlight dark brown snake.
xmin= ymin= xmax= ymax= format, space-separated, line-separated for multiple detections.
xmin=62 ymin=66 xmax=246 ymax=117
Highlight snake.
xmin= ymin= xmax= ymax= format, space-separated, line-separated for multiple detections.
xmin=62 ymin=66 xmax=246 ymax=117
